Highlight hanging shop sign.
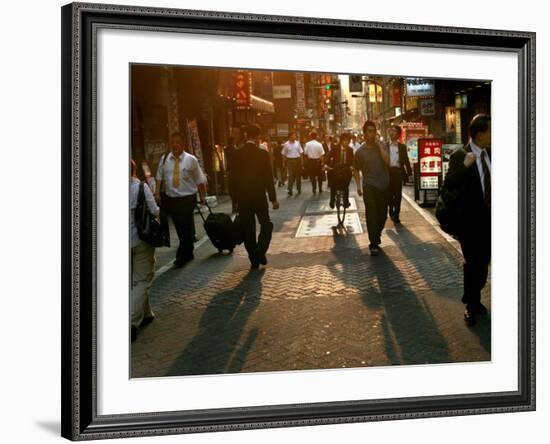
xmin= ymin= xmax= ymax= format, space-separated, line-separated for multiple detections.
xmin=406 ymin=78 xmax=435 ymax=97
xmin=368 ymin=83 xmax=377 ymax=103
xmin=234 ymin=70 xmax=252 ymax=110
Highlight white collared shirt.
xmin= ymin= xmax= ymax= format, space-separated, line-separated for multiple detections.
xmin=469 ymin=140 xmax=491 ymax=194
xmin=130 ymin=177 xmax=160 ymax=248
xmin=155 ymin=151 xmax=207 ymax=198
xmin=389 ymin=142 xmax=400 ymax=168
xmin=281 ymin=140 xmax=303 ymax=159
xmin=304 ymin=140 xmax=324 ymax=159
xmin=349 ymin=141 xmax=362 ymax=153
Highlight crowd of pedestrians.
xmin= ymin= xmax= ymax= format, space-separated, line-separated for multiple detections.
xmin=130 ymin=114 xmax=492 ymax=341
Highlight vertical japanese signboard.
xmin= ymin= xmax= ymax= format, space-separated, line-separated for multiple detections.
xmin=234 ymin=70 xmax=252 ymax=110
xmin=295 ymin=72 xmax=306 ymax=114
xmin=418 ymin=138 xmax=443 ymax=190
xmin=186 ymin=119 xmax=205 ymax=170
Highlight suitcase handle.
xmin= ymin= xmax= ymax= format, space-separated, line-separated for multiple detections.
xmin=196 ymin=199 xmax=213 ymax=223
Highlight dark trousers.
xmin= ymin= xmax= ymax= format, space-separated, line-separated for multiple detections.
xmin=458 ymin=219 xmax=491 ymax=308
xmin=363 ymin=185 xmax=389 ymax=249
xmin=388 ymin=167 xmax=403 ymax=219
xmin=308 ymin=159 xmax=323 ymax=192
xmin=239 ymin=205 xmax=274 ymax=265
xmin=286 ymin=158 xmax=301 ymax=193
xmin=330 ymin=186 xmax=349 ymax=206
xmin=161 ymin=194 xmax=197 ymax=262
xmin=329 ymin=170 xmax=351 ymax=206
xmin=275 ymin=162 xmax=286 ymax=185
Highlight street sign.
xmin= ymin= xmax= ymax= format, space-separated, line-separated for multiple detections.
xmin=349 ymin=75 xmax=363 ymax=93
xmin=420 ymin=98 xmax=436 ymax=116
xmin=276 ymin=123 xmax=289 ymax=137
xmin=273 ymin=85 xmax=292 ymax=99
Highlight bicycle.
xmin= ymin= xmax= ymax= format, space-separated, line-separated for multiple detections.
xmin=325 ymin=164 xmax=348 ymax=228
xmin=334 ymin=187 xmax=346 ymax=227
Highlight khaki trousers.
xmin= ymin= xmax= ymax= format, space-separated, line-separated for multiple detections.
xmin=131 ymin=241 xmax=155 ymax=328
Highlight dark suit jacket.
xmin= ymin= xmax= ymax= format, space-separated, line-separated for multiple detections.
xmin=444 ymin=143 xmax=491 ymax=233
xmin=231 ymin=142 xmax=277 ymax=210
xmin=387 ymin=142 xmax=412 ymax=179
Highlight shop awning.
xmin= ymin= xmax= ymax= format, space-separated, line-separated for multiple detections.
xmin=250 ymin=95 xmax=275 ymax=113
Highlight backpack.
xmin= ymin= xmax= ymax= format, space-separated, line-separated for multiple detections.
xmin=435 ymin=148 xmax=466 ymax=237
xmin=435 ymin=185 xmax=461 ymax=237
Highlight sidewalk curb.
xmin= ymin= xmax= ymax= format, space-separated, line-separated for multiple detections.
xmin=401 ymin=192 xmax=461 ymax=254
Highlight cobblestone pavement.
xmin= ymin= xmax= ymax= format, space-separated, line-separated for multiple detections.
xmin=132 ymin=181 xmax=491 ymax=378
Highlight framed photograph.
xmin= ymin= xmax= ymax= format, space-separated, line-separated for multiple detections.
xmin=61 ymin=2 xmax=535 ymax=440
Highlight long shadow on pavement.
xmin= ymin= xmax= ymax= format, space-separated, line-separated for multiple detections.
xmin=328 ymin=226 xmax=452 ymax=366
xmin=387 ymin=223 xmax=491 ymax=355
xmin=165 ymin=269 xmax=264 ymax=376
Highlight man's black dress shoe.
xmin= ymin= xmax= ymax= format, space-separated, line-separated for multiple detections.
xmin=464 ymin=306 xmax=477 ymax=326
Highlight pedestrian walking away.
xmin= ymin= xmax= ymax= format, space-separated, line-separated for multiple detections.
xmin=386 ymin=125 xmax=412 ymax=224
xmin=273 ymin=138 xmax=286 ymax=187
xmin=155 ymin=131 xmax=207 ymax=268
xmin=326 ymin=132 xmax=357 ymax=209
xmin=231 ymin=124 xmax=280 ymax=269
xmin=282 ymin=131 xmax=303 ymax=196
xmin=224 ymin=136 xmax=238 ymax=213
xmin=443 ymin=114 xmax=491 ymax=326
xmin=130 ymin=159 xmax=159 ymax=342
xmin=353 ymin=120 xmax=390 ymax=256
xmin=304 ymin=131 xmax=325 ymax=194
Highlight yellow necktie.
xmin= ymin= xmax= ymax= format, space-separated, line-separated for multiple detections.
xmin=172 ymin=156 xmax=180 ymax=188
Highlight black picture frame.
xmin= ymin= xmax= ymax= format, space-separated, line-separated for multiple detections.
xmin=61 ymin=2 xmax=536 ymax=440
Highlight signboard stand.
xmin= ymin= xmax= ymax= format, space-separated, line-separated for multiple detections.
xmin=414 ymin=138 xmax=443 ymax=206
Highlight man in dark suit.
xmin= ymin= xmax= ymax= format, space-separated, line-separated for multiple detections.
xmin=224 ymin=136 xmax=238 ymax=213
xmin=444 ymin=114 xmax=491 ymax=326
xmin=386 ymin=125 xmax=412 ymax=223
xmin=231 ymin=125 xmax=280 ymax=269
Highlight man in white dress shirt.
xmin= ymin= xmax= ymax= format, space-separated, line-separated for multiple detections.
xmin=304 ymin=131 xmax=325 ymax=194
xmin=155 ymin=132 xmax=207 ymax=268
xmin=386 ymin=125 xmax=412 ymax=223
xmin=349 ymin=134 xmax=362 ymax=154
xmin=281 ymin=132 xmax=303 ymax=196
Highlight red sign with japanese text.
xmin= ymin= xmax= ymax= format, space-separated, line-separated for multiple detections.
xmin=418 ymin=138 xmax=443 ymax=190
xmin=234 ymin=70 xmax=251 ymax=110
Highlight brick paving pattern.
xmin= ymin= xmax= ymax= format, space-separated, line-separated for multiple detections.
xmin=131 ymin=183 xmax=491 ymax=378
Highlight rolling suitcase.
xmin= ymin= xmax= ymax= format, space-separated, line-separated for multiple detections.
xmin=197 ymin=202 xmax=237 ymax=253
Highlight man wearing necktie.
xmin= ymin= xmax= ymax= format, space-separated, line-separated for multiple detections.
xmin=155 ymin=132 xmax=207 ymax=268
xmin=444 ymin=114 xmax=491 ymax=326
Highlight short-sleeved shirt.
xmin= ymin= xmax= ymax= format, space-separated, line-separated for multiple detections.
xmin=155 ymin=151 xmax=207 ymax=197
xmin=304 ymin=140 xmax=324 ymax=159
xmin=281 ymin=140 xmax=303 ymax=159
xmin=353 ymin=142 xmax=389 ymax=190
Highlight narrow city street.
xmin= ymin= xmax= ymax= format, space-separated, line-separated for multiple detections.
xmin=131 ymin=183 xmax=491 ymax=378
